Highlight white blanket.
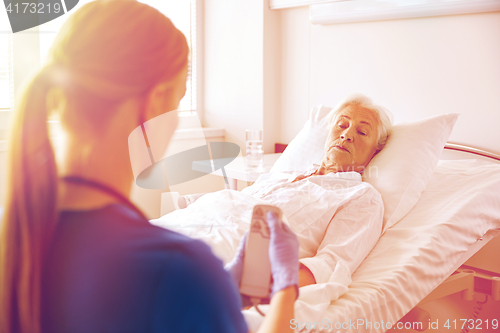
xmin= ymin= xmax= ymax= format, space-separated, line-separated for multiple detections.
xmin=151 ymin=190 xmax=261 ymax=265
xmin=151 ymin=171 xmax=384 ymax=329
xmin=150 ymin=189 xmax=350 ymax=326
xmin=241 ymin=170 xmax=383 ymax=284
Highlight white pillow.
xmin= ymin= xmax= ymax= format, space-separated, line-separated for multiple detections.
xmin=271 ymin=106 xmax=459 ymax=232
xmin=271 ymin=105 xmax=332 ymax=173
xmin=363 ymin=113 xmax=458 ymax=232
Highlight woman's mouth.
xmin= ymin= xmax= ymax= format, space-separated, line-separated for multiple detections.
xmin=334 ymin=145 xmax=350 ymax=153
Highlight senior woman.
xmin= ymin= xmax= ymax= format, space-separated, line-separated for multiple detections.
xmin=177 ymin=94 xmax=393 ymax=289
xmin=0 ymin=1 xmax=299 ymax=333
xmin=238 ymin=94 xmax=393 ymax=287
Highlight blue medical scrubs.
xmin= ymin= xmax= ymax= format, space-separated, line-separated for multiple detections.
xmin=42 ymin=204 xmax=247 ymax=333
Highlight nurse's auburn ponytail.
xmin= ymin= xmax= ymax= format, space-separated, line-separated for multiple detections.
xmin=0 ymin=66 xmax=59 ymax=333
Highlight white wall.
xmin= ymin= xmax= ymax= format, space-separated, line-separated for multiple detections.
xmin=280 ymin=6 xmax=310 ymax=146
xmin=203 ymin=0 xmax=281 ymax=154
xmin=279 ymin=8 xmax=500 ymax=153
xmin=263 ymin=2 xmax=282 ymax=154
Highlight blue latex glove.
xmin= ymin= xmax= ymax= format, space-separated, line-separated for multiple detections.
xmin=225 ymin=211 xmax=300 ymax=302
xmin=267 ymin=211 xmax=299 ymax=298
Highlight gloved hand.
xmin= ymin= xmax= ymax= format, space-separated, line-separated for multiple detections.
xmin=267 ymin=211 xmax=299 ymax=298
xmin=224 ymin=233 xmax=247 ymax=289
xmin=224 ymin=234 xmax=254 ymax=308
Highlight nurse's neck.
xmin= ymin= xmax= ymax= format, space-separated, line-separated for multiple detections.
xmin=56 ymin=101 xmax=140 ymax=211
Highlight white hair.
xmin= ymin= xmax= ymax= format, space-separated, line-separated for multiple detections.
xmin=326 ymin=93 xmax=393 ymax=153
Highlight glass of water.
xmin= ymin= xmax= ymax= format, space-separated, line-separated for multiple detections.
xmin=246 ymin=129 xmax=263 ymax=168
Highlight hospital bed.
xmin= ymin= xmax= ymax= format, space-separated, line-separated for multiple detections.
xmin=152 ymin=107 xmax=500 ymax=333
xmin=305 ymin=147 xmax=500 ymax=333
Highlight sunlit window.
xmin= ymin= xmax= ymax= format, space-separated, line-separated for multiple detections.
xmin=0 ymin=12 xmax=13 ymax=111
xmin=138 ymin=0 xmax=196 ymax=113
xmin=37 ymin=0 xmax=197 ymax=112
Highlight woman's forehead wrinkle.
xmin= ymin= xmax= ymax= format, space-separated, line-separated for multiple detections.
xmin=359 ymin=120 xmax=373 ymax=129
xmin=337 ymin=111 xmax=376 ymax=129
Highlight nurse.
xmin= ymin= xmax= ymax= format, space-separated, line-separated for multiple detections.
xmin=0 ymin=1 xmax=298 ymax=333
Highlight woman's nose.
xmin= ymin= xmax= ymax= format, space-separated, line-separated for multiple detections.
xmin=340 ymin=131 xmax=353 ymax=142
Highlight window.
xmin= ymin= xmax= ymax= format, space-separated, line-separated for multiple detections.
xmin=138 ymin=0 xmax=197 ymax=113
xmin=0 ymin=11 xmax=14 ymax=140
xmin=0 ymin=25 xmax=13 ymax=111
xmin=38 ymin=0 xmax=197 ymax=112
xmin=0 ymin=0 xmax=197 ymax=119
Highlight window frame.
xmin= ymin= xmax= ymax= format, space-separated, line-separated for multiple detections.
xmin=0 ymin=0 xmax=203 ymax=142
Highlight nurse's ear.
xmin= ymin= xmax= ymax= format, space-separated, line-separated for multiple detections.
xmin=143 ymin=82 xmax=177 ymax=122
xmin=143 ymin=66 xmax=188 ymax=122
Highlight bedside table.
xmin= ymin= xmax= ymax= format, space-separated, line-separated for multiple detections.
xmin=192 ymin=153 xmax=282 ymax=190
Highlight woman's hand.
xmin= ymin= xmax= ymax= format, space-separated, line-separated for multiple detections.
xmin=267 ymin=211 xmax=299 ymax=298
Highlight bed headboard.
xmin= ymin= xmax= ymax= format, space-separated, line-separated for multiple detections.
xmin=441 ymin=143 xmax=500 ymax=163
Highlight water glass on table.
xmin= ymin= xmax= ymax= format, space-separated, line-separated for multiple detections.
xmin=246 ymin=129 xmax=263 ymax=168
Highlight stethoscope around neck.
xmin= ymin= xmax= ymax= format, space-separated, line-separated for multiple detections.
xmin=62 ymin=176 xmax=148 ymax=221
